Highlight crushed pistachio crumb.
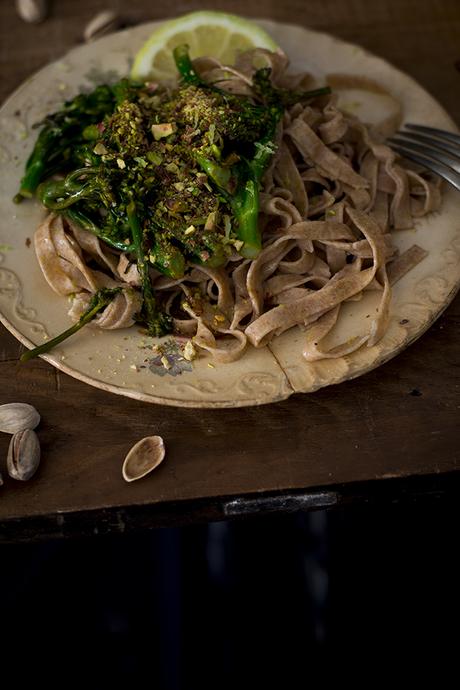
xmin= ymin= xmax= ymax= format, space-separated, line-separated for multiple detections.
xmin=183 ymin=340 xmax=197 ymax=361
xmin=184 ymin=225 xmax=196 ymax=235
xmin=117 ymin=158 xmax=126 ymax=169
xmin=93 ymin=142 xmax=108 ymax=155
xmin=151 ymin=123 xmax=175 ymax=140
xmin=161 ymin=355 xmax=172 ymax=370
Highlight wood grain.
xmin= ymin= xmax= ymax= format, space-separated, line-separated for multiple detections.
xmin=0 ymin=0 xmax=459 ymax=538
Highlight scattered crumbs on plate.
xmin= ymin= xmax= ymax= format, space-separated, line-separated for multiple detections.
xmin=400 ymin=318 xmax=409 ymax=325
xmin=130 ymin=364 xmax=137 ymax=371
xmin=207 ymin=363 xmax=215 ymax=369
xmin=25 ymin=237 xmax=31 ymax=247
xmin=160 ymin=355 xmax=171 ymax=370
xmin=57 ymin=61 xmax=71 ymax=73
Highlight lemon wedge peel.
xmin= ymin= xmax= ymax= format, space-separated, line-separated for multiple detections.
xmin=131 ymin=11 xmax=278 ymax=82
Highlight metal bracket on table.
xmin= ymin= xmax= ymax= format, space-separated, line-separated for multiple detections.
xmin=222 ymin=491 xmax=338 ymax=517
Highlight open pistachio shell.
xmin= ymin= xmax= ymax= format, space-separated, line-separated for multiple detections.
xmin=122 ymin=435 xmax=165 ymax=482
xmin=83 ymin=10 xmax=121 ymax=42
xmin=0 ymin=403 xmax=40 ymax=434
xmin=7 ymin=428 xmax=41 ymax=481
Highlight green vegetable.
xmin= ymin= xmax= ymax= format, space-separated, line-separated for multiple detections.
xmin=172 ymin=44 xmax=203 ymax=86
xmin=20 ymin=288 xmax=120 ymax=362
xmin=15 ymin=85 xmax=117 ymax=201
xmin=173 ymin=46 xmax=331 ymax=258
xmin=172 ymin=45 xmax=285 ymax=258
xmin=64 ymin=209 xmax=135 ymax=252
xmin=126 ymin=201 xmax=171 ymax=337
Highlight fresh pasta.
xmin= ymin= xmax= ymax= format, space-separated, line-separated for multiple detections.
xmin=28 ymin=48 xmax=441 ymax=363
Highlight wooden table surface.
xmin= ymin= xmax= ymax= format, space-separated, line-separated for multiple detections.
xmin=1 ymin=0 xmax=459 ymax=541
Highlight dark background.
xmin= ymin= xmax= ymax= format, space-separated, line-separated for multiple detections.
xmin=1 ymin=499 xmax=458 ymax=680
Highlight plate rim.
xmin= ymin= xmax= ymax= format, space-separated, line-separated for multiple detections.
xmin=0 ymin=17 xmax=459 ymax=408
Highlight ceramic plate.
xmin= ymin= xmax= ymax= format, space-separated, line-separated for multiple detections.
xmin=1 ymin=19 xmax=459 ymax=407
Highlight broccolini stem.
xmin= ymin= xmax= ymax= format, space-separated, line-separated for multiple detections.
xmin=173 ymin=44 xmax=203 ymax=86
xmin=232 ymin=178 xmax=261 ymax=258
xmin=126 ymin=201 xmax=171 ymax=337
xmin=193 ymin=152 xmax=231 ymax=192
xmin=150 ymin=237 xmax=186 ymax=279
xmin=293 ymin=85 xmax=332 ymax=101
xmin=64 ymin=209 xmax=135 ymax=252
xmin=195 ymin=133 xmax=279 ymax=259
xmin=20 ymin=288 xmax=120 ymax=362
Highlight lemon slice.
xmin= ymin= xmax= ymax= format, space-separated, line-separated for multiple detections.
xmin=131 ymin=11 xmax=278 ymax=82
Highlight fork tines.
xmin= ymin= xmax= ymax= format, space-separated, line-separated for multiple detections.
xmin=387 ymin=123 xmax=460 ymax=191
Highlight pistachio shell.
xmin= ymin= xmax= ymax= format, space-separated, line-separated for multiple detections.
xmin=122 ymin=435 xmax=165 ymax=482
xmin=83 ymin=11 xmax=121 ymax=42
xmin=7 ymin=428 xmax=41 ymax=481
xmin=15 ymin=0 xmax=48 ymax=24
xmin=0 ymin=403 xmax=40 ymax=434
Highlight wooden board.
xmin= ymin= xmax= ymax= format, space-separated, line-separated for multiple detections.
xmin=0 ymin=0 xmax=459 ymax=540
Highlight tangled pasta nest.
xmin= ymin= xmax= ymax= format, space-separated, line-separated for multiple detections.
xmin=35 ymin=49 xmax=441 ymax=363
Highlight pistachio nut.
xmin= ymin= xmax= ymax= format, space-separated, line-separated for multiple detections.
xmin=122 ymin=435 xmax=165 ymax=482
xmin=0 ymin=402 xmax=40 ymax=435
xmin=7 ymin=428 xmax=41 ymax=481
xmin=83 ymin=11 xmax=121 ymax=43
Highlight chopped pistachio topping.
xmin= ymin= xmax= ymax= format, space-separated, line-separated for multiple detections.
xmin=151 ymin=122 xmax=175 ymax=140
xmin=183 ymin=340 xmax=197 ymax=361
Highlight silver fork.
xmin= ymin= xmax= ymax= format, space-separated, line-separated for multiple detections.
xmin=387 ymin=123 xmax=460 ymax=191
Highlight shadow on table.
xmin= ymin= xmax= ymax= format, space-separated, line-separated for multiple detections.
xmin=0 ymin=497 xmax=457 ymax=682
